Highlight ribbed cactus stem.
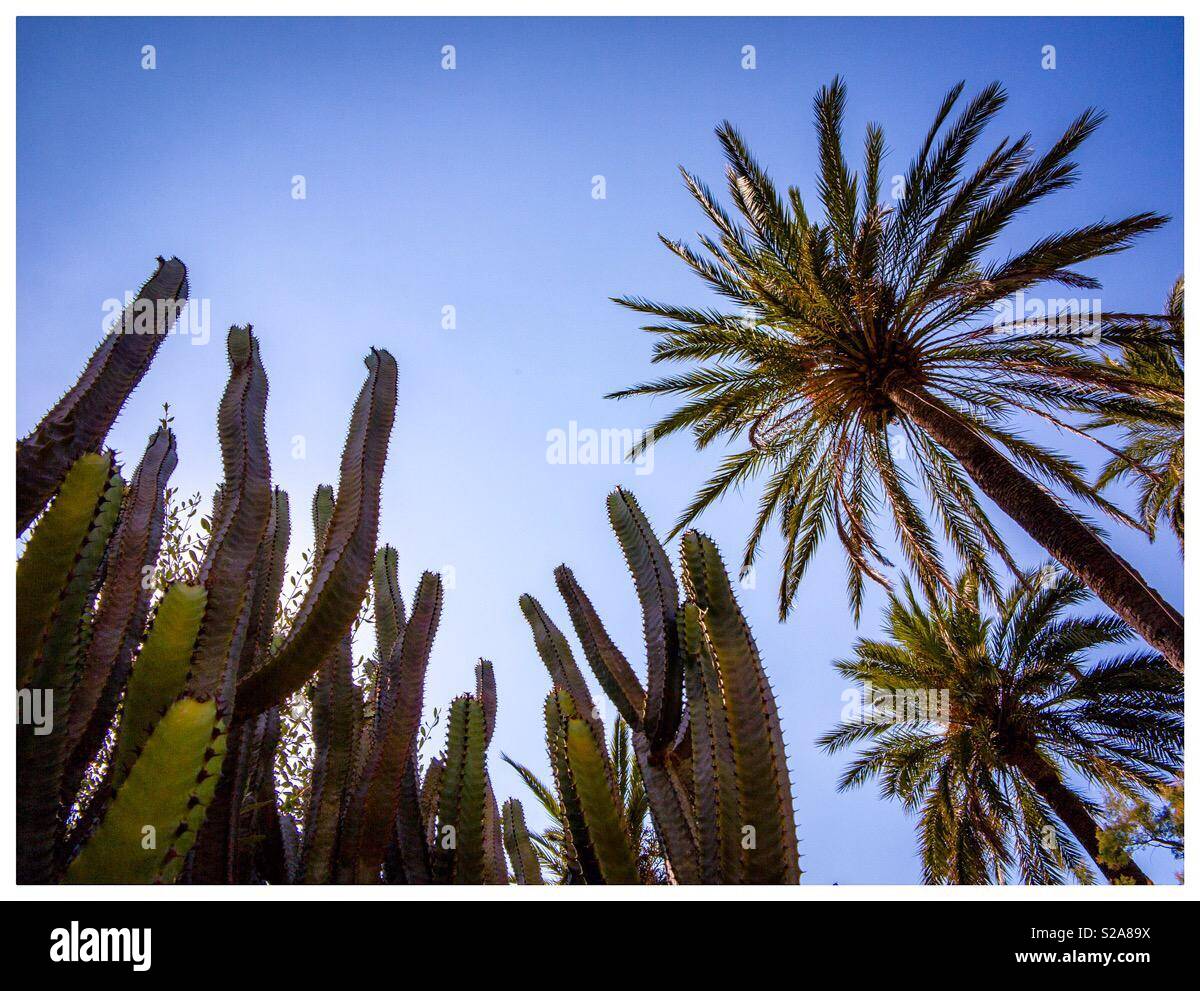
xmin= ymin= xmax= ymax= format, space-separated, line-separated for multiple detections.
xmin=17 ymin=451 xmax=123 ymax=882
xmin=433 ymin=695 xmax=489 ymax=884
xmin=62 ymin=427 xmax=178 ymax=803
xmin=680 ymin=530 xmax=799 ymax=884
xmin=17 ymin=257 xmax=189 ymax=535
xmin=300 ymin=634 xmax=358 ymax=883
xmin=564 ymin=717 xmax=639 ymax=884
xmin=502 ymin=799 xmax=544 ymax=884
xmin=338 ymin=571 xmax=442 ymax=882
xmin=606 ymin=488 xmax=682 ymax=752
xmin=236 ymin=349 xmax=397 ymax=718
xmin=189 ymin=326 xmax=273 ymax=716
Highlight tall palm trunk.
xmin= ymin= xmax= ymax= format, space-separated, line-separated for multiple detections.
xmin=1006 ymin=743 xmax=1151 ymax=885
xmin=889 ymin=386 xmax=1184 ymax=672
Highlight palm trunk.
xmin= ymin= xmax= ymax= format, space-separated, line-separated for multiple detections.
xmin=1006 ymin=743 xmax=1151 ymax=885
xmin=889 ymin=386 xmax=1184 ymax=672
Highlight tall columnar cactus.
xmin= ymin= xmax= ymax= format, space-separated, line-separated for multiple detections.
xmin=515 ymin=488 xmax=800 ymax=884
xmin=60 ymin=427 xmax=177 ymax=807
xmin=189 ymin=326 xmax=274 ymax=716
xmin=430 ymin=694 xmax=489 ymax=883
xmin=16 ymin=257 xmax=189 ymax=536
xmin=17 ymin=451 xmax=124 ymax=882
xmin=335 ymin=571 xmax=442 ymax=882
xmin=235 ymin=348 xmax=398 ymax=717
xmin=18 ymin=264 xmax=803 ymax=888
xmin=14 ymin=259 xmax=471 ymax=882
xmin=678 ymin=530 xmax=799 ymax=883
xmin=501 ymin=798 xmax=544 ymax=884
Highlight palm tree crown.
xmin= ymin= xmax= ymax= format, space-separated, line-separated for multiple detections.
xmin=818 ymin=569 xmax=1182 ymax=884
xmin=609 ymin=77 xmax=1183 ymax=670
xmin=1088 ymin=277 xmax=1184 ymax=548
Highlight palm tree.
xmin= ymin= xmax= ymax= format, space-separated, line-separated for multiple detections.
xmin=609 ymin=78 xmax=1184 ymax=670
xmin=502 ymin=717 xmax=666 ymax=883
xmin=1087 ymin=278 xmax=1183 ymax=549
xmin=818 ymin=568 xmax=1183 ymax=884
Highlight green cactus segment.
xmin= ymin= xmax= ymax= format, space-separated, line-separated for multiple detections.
xmin=501 ymin=799 xmax=544 ymax=884
xmin=475 ymin=659 xmax=498 ymax=747
xmin=67 ymin=698 xmax=225 ymax=884
xmin=386 ymin=757 xmax=432 ymax=884
xmin=606 ymin=488 xmax=682 ymax=753
xmin=630 ymin=729 xmax=701 ymax=884
xmin=420 ymin=757 xmax=446 ymax=846
xmin=680 ymin=605 xmax=717 ymax=882
xmin=186 ymin=720 xmax=246 ymax=883
xmin=372 ymin=545 xmax=405 ymax=664
xmin=190 ymin=326 xmax=273 ymax=712
xmin=237 ymin=349 xmax=398 ymax=717
xmin=16 ymin=256 xmax=189 ymax=536
xmin=113 ymin=583 xmax=208 ymax=786
xmin=564 ymin=718 xmax=639 ymax=884
xmin=239 ymin=487 xmax=290 ymax=677
xmin=231 ymin=710 xmax=284 ymax=883
xmin=301 ymin=635 xmax=358 ymax=883
xmin=434 ymin=695 xmax=488 ymax=884
xmin=483 ymin=778 xmax=508 ymax=884
xmin=27 ymin=459 xmax=122 ymax=704
xmin=512 ymin=489 xmax=797 ymax=885
xmin=680 ymin=601 xmax=740 ymax=883
xmin=17 ymin=452 xmax=118 ymax=688
xmin=64 ymin=428 xmax=178 ymax=797
xmin=680 ymin=531 xmax=799 ymax=884
xmin=554 ymin=565 xmax=646 ymax=728
xmin=311 ymin=484 xmax=336 ymax=567
xmin=341 ymin=571 xmax=442 ymax=882
xmin=520 ymin=593 xmax=603 ymax=738
xmin=697 ymin=628 xmax=742 ymax=881
xmin=544 ymin=690 xmax=597 ymax=883
xmin=16 ymin=452 xmax=122 ymax=883
xmin=367 ymin=545 xmax=404 ymax=729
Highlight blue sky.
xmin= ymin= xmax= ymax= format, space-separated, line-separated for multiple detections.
xmin=17 ymin=17 xmax=1183 ymax=883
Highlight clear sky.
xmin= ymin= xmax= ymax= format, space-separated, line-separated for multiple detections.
xmin=17 ymin=16 xmax=1183 ymax=883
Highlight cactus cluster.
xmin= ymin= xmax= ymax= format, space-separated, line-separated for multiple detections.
xmin=17 ymin=257 xmax=800 ymax=885
xmin=511 ymin=489 xmax=801 ymax=884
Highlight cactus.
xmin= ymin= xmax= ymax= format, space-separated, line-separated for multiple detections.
xmin=563 ymin=716 xmax=639 ymax=883
xmin=336 ymin=571 xmax=442 ymax=882
xmin=60 ymin=427 xmax=177 ymax=807
xmin=14 ymin=260 xmax=488 ymax=884
xmin=188 ymin=325 xmax=273 ymax=717
xmin=236 ymin=348 xmax=398 ymax=717
xmin=110 ymin=583 xmax=209 ymax=786
xmin=17 ymin=257 xmax=189 ymax=535
xmin=66 ymin=698 xmax=227 ymax=883
xmin=501 ymin=798 xmax=544 ymax=884
xmin=430 ymin=695 xmax=489 ymax=883
xmin=17 ymin=450 xmax=124 ymax=881
xmin=17 ymin=262 xmax=800 ymax=886
xmin=513 ymin=488 xmax=800 ymax=883
xmin=679 ymin=531 xmax=798 ymax=882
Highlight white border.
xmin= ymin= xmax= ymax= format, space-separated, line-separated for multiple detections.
xmin=2 ymin=3 xmax=1192 ymax=901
